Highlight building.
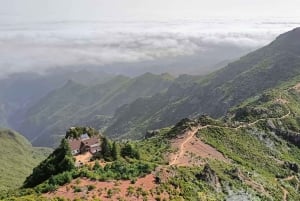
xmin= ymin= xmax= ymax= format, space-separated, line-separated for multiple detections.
xmin=68 ymin=133 xmax=101 ymax=155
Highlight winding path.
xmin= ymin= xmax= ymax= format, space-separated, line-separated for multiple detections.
xmin=169 ymin=108 xmax=291 ymax=166
xmin=233 ymin=109 xmax=290 ymax=130
xmin=279 ymin=175 xmax=300 ymax=201
xmin=167 ymin=107 xmax=292 ymax=201
xmin=169 ymin=126 xmax=204 ymax=165
xmin=280 ymin=186 xmax=288 ymax=201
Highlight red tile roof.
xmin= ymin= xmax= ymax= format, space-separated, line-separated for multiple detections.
xmin=68 ymin=136 xmax=100 ymax=154
xmin=68 ymin=139 xmax=81 ymax=151
xmin=82 ymin=137 xmax=99 ymax=147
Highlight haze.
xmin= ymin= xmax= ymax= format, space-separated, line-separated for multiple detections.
xmin=0 ymin=0 xmax=300 ymax=76
xmin=2 ymin=0 xmax=300 ymax=22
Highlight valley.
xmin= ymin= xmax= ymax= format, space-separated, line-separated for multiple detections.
xmin=1 ymin=27 xmax=300 ymax=201
xmin=2 ymin=28 xmax=300 ymax=147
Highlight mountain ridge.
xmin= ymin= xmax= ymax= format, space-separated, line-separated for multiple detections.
xmin=104 ymin=27 xmax=300 ymax=139
xmin=17 ymin=73 xmax=175 ymax=146
xmin=6 ymin=81 xmax=300 ymax=200
xmin=0 ymin=128 xmax=52 ymax=191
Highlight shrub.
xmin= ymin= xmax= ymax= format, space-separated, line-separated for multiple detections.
xmin=23 ymin=139 xmax=75 ymax=188
xmin=87 ymin=185 xmax=96 ymax=191
xmin=121 ymin=143 xmax=140 ymax=159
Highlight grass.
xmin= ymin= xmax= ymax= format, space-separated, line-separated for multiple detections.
xmin=134 ymin=127 xmax=171 ymax=164
xmin=5 ymin=79 xmax=300 ymax=200
xmin=0 ymin=129 xmax=52 ymax=191
xmin=195 ymin=90 xmax=300 ymax=200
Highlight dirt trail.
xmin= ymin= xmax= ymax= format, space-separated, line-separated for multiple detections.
xmin=290 ymin=82 xmax=300 ymax=92
xmin=45 ymin=91 xmax=294 ymax=200
xmin=232 ymin=109 xmax=291 ymax=130
xmin=280 ymin=186 xmax=288 ymax=201
xmin=169 ymin=126 xmax=202 ymax=166
xmin=168 ymin=108 xmax=291 ymax=166
xmin=227 ymin=91 xmax=291 ymax=130
xmin=276 ymin=175 xmax=300 ymax=201
xmin=283 ymin=175 xmax=296 ymax=181
xmin=169 ymin=125 xmax=228 ymax=166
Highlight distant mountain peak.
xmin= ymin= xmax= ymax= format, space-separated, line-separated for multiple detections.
xmin=160 ymin=73 xmax=175 ymax=80
xmin=276 ymin=27 xmax=300 ymax=38
xmin=105 ymin=27 xmax=300 ymax=139
xmin=273 ymin=27 xmax=300 ymax=52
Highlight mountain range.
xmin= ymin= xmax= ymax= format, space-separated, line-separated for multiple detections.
xmin=104 ymin=27 xmax=300 ymax=139
xmin=2 ymin=27 xmax=300 ymax=147
xmin=15 ymin=73 xmax=174 ymax=146
xmin=2 ymin=27 xmax=300 ymax=200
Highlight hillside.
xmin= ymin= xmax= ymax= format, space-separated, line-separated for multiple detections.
xmin=104 ymin=27 xmax=300 ymax=139
xmin=13 ymin=28 xmax=300 ymax=146
xmin=0 ymin=70 xmax=112 ymax=128
xmin=5 ymin=80 xmax=300 ymax=200
xmin=3 ymin=28 xmax=300 ymax=200
xmin=0 ymin=129 xmax=52 ymax=191
xmin=17 ymin=73 xmax=174 ymax=147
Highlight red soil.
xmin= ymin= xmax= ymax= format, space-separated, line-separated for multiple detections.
xmin=45 ymin=174 xmax=168 ymax=201
xmin=169 ymin=126 xmax=228 ymax=166
xmin=45 ymin=125 xmax=228 ymax=200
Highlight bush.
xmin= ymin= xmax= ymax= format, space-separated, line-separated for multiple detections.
xmin=121 ymin=143 xmax=140 ymax=159
xmin=73 ymin=186 xmax=82 ymax=192
xmin=23 ymin=139 xmax=75 ymax=188
xmin=48 ymin=171 xmax=73 ymax=186
xmin=87 ymin=185 xmax=96 ymax=191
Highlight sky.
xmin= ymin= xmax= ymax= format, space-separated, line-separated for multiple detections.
xmin=1 ymin=0 xmax=300 ymax=23
xmin=0 ymin=0 xmax=300 ymax=76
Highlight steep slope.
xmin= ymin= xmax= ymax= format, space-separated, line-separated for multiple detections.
xmin=6 ymin=82 xmax=300 ymax=200
xmin=228 ymin=77 xmax=300 ymax=147
xmin=0 ymin=70 xmax=112 ymax=128
xmin=4 ymin=28 xmax=300 ymax=201
xmin=18 ymin=73 xmax=174 ymax=147
xmin=0 ymin=129 xmax=51 ymax=191
xmin=105 ymin=27 xmax=300 ymax=139
xmin=191 ymin=80 xmax=300 ymax=200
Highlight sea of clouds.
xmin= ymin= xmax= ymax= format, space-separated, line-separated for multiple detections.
xmin=0 ymin=18 xmax=299 ymax=75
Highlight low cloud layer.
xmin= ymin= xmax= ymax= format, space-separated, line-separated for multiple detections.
xmin=0 ymin=18 xmax=299 ymax=75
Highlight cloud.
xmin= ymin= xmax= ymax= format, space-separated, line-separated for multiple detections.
xmin=0 ymin=18 xmax=299 ymax=75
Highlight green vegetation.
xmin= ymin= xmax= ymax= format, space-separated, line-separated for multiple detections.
xmin=0 ymin=128 xmax=168 ymax=200
xmin=23 ymin=138 xmax=75 ymax=188
xmin=3 ymin=28 xmax=300 ymax=200
xmin=120 ymin=143 xmax=140 ymax=159
xmin=105 ymin=28 xmax=300 ymax=140
xmin=165 ymin=118 xmax=198 ymax=139
xmin=194 ymin=84 xmax=300 ymax=200
xmin=230 ymin=90 xmax=289 ymax=122
xmin=80 ymin=160 xmax=155 ymax=181
xmin=111 ymin=141 xmax=120 ymax=160
xmin=144 ymin=78 xmax=300 ymax=200
xmin=100 ymin=136 xmax=112 ymax=160
xmin=93 ymin=137 xmax=141 ymax=161
xmin=134 ymin=127 xmax=171 ymax=164
xmin=18 ymin=73 xmax=174 ymax=147
xmin=194 ymin=125 xmax=300 ymax=200
xmin=65 ymin=127 xmax=99 ymax=139
xmin=0 ymin=129 xmax=51 ymax=191
xmin=5 ymin=85 xmax=300 ymax=200
xmin=156 ymin=165 xmax=225 ymax=200
xmin=13 ymin=29 xmax=300 ymax=144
